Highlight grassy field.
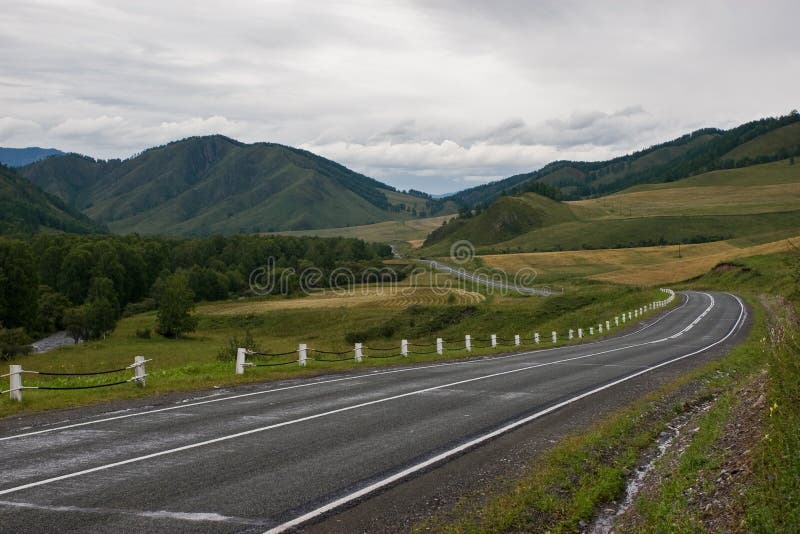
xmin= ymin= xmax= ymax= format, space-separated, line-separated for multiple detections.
xmin=572 ymin=159 xmax=800 ymax=218
xmin=482 ymin=234 xmax=800 ymax=285
xmin=418 ymin=251 xmax=800 ymax=533
xmin=1 ymin=279 xmax=667 ymax=418
xmin=269 ymin=214 xmax=454 ymax=245
xmin=421 ymin=159 xmax=800 ymax=256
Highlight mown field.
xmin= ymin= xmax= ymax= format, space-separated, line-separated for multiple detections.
xmin=269 ymin=214 xmax=453 ymax=246
xmin=421 ymin=159 xmax=800 ymax=256
xmin=482 ymin=234 xmax=800 ymax=285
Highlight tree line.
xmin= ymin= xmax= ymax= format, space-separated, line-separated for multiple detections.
xmin=0 ymin=233 xmax=392 ymax=354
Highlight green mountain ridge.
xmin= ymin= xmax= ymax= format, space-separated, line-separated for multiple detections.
xmin=0 ymin=164 xmax=106 ymax=235
xmin=20 ymin=135 xmax=450 ymax=236
xmin=447 ymin=111 xmax=800 ymax=208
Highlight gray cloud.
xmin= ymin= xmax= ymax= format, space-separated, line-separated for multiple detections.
xmin=1 ymin=0 xmax=798 ymax=193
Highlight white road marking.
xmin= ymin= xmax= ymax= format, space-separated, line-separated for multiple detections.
xmin=265 ymin=293 xmax=746 ymax=533
xmin=0 ymin=293 xmax=689 ymax=442
xmin=0 ymin=500 xmax=265 ymax=525
xmin=0 ymin=293 xmax=719 ymax=497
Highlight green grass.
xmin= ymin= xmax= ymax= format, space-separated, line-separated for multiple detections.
xmin=0 ymin=282 xmax=667 ymax=418
xmin=269 ymin=215 xmax=454 ymax=244
xmin=416 ymin=300 xmax=768 ymax=534
xmin=723 ymin=121 xmax=800 ymax=161
xmin=417 ymin=250 xmax=800 ymax=533
xmin=421 ymin=160 xmax=800 ymax=256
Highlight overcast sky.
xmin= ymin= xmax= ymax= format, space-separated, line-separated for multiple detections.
xmin=2 ymin=0 xmax=798 ymax=194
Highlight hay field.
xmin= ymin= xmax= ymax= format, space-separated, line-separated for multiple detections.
xmin=198 ymin=286 xmax=485 ymax=315
xmin=482 ymin=235 xmax=800 ymax=286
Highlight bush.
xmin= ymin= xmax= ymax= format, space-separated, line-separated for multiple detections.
xmin=123 ymin=298 xmax=157 ymax=317
xmin=217 ymin=330 xmax=261 ymax=361
xmin=0 ymin=326 xmax=32 ymax=361
xmin=135 ymin=328 xmax=151 ymax=339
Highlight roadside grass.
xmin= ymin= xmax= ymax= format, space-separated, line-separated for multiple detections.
xmin=0 ymin=283 xmax=666 ymax=419
xmin=415 ymin=291 xmax=767 ymax=534
xmin=417 ymin=251 xmax=799 ymax=533
xmin=746 ymin=332 xmax=800 ymax=531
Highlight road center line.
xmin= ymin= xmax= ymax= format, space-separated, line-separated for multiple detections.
xmin=265 ymin=293 xmax=746 ymax=533
xmin=0 ymin=293 xmax=717 ymax=497
xmin=0 ymin=293 xmax=689 ymax=442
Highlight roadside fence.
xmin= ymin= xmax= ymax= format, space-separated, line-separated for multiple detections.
xmin=2 ymin=356 xmax=150 ymax=402
xmin=234 ymin=289 xmax=677 ymax=374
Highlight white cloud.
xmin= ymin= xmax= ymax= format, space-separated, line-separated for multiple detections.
xmin=0 ymin=0 xmax=798 ymax=192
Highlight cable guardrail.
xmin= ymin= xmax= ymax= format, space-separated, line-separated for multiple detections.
xmin=2 ymin=356 xmax=150 ymax=402
xmin=232 ymin=289 xmax=678 ymax=376
xmin=3 ymin=289 xmax=678 ymax=401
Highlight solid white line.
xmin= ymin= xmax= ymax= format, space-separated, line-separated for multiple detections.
xmin=0 ymin=292 xmax=689 ymax=442
xmin=0 ymin=500 xmax=264 ymax=525
xmin=0 ymin=293 xmax=718 ymax=497
xmin=264 ymin=293 xmax=746 ymax=533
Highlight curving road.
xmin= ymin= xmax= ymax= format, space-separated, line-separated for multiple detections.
xmin=0 ymin=291 xmax=748 ymax=533
xmin=418 ymin=258 xmax=555 ymax=295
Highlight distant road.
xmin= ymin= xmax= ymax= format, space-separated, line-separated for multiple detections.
xmin=0 ymin=291 xmax=747 ymax=533
xmin=419 ymin=258 xmax=554 ymax=295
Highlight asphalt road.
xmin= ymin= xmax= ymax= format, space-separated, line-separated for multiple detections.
xmin=0 ymin=291 xmax=747 ymax=533
xmin=419 ymin=258 xmax=554 ymax=295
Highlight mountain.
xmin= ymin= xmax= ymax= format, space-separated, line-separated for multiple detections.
xmin=20 ymin=135 xmax=451 ymax=235
xmin=0 ymin=147 xmax=64 ymax=167
xmin=422 ymin=158 xmax=800 ymax=256
xmin=447 ymin=111 xmax=800 ymax=208
xmin=0 ymin=164 xmax=105 ymax=235
xmin=424 ymin=193 xmax=575 ymax=248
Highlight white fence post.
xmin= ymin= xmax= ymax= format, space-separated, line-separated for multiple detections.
xmin=235 ymin=347 xmax=247 ymax=375
xmin=355 ymin=343 xmax=363 ymax=362
xmin=299 ymin=343 xmax=307 ymax=366
xmin=534 ymin=332 xmax=540 ymax=344
xmin=9 ymin=365 xmax=22 ymax=402
xmin=598 ymin=323 xmax=603 ymax=334
xmin=465 ymin=334 xmax=471 ymax=352
xmin=401 ymin=339 xmax=408 ymax=357
xmin=615 ymin=316 xmax=619 ymax=326
xmin=514 ymin=334 xmax=520 ymax=346
xmin=606 ymin=320 xmax=610 ymax=330
xmin=551 ymin=331 xmax=557 ymax=343
xmin=568 ymin=329 xmax=574 ymax=340
xmin=578 ymin=328 xmax=583 ymax=339
xmin=590 ymin=326 xmax=594 ymax=335
xmin=134 ymin=356 xmax=146 ymax=387
xmin=628 ymin=311 xmax=633 ymax=320
xmin=436 ymin=337 xmax=443 ymax=355
xmin=491 ymin=334 xmax=497 ymax=348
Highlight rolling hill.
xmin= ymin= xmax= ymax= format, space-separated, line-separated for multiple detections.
xmin=421 ymin=158 xmax=800 ymax=256
xmin=0 ymin=147 xmax=64 ymax=167
xmin=0 ymin=164 xmax=105 ymax=235
xmin=20 ymin=136 xmax=454 ymax=236
xmin=446 ymin=111 xmax=800 ymax=208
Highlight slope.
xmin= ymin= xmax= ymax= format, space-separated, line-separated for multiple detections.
xmin=20 ymin=136 xmax=441 ymax=235
xmin=0 ymin=164 xmax=105 ymax=235
xmin=424 ymin=193 xmax=576 ymax=249
xmin=447 ymin=111 xmax=800 ymax=208
xmin=421 ymin=159 xmax=800 ymax=255
xmin=0 ymin=147 xmax=64 ymax=167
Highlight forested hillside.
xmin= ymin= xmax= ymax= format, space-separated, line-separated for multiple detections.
xmin=447 ymin=111 xmax=800 ymax=208
xmin=20 ymin=136 xmax=450 ymax=235
xmin=0 ymin=232 xmax=393 ymax=348
xmin=0 ymin=164 xmax=105 ymax=235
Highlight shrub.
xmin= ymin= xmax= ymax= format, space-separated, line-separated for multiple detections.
xmin=217 ymin=330 xmax=261 ymax=361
